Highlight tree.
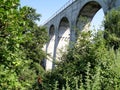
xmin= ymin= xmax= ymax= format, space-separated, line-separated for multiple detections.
xmin=0 ymin=0 xmax=48 ymax=89
xmin=43 ymin=9 xmax=120 ymax=90
xmin=104 ymin=8 xmax=120 ymax=50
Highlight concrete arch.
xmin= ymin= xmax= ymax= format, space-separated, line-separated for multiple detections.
xmin=49 ymin=24 xmax=55 ymax=39
xmin=56 ymin=17 xmax=70 ymax=61
xmin=46 ymin=24 xmax=55 ymax=70
xmin=59 ymin=15 xmax=71 ymax=25
xmin=44 ymin=0 xmax=120 ymax=70
xmin=76 ymin=1 xmax=102 ymax=31
xmin=58 ymin=17 xmax=70 ymax=38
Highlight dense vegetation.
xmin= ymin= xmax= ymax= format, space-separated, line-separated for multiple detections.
xmin=42 ymin=8 xmax=120 ymax=90
xmin=0 ymin=0 xmax=48 ymax=89
xmin=0 ymin=0 xmax=120 ymax=90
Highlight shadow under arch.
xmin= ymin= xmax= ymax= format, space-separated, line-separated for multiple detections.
xmin=76 ymin=1 xmax=102 ymax=32
xmin=49 ymin=24 xmax=55 ymax=39
xmin=46 ymin=24 xmax=55 ymax=70
xmin=55 ymin=17 xmax=70 ymax=61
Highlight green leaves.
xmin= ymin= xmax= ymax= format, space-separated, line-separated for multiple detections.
xmin=0 ymin=0 xmax=47 ymax=89
xmin=104 ymin=8 xmax=120 ymax=49
xmin=43 ymin=8 xmax=120 ymax=90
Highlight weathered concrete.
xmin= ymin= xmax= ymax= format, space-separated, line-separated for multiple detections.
xmin=44 ymin=0 xmax=120 ymax=70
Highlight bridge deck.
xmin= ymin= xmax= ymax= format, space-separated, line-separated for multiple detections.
xmin=43 ymin=0 xmax=76 ymax=25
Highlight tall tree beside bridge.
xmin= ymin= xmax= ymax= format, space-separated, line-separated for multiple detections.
xmin=0 ymin=0 xmax=48 ymax=89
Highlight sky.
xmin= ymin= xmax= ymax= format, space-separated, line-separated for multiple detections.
xmin=20 ymin=0 xmax=104 ymax=29
xmin=20 ymin=0 xmax=70 ymax=25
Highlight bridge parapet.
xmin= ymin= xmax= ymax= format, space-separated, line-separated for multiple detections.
xmin=43 ymin=0 xmax=76 ymax=25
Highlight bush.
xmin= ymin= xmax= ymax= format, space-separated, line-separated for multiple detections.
xmin=43 ymin=8 xmax=120 ymax=90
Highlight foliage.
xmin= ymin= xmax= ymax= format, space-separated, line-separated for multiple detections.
xmin=0 ymin=0 xmax=48 ymax=89
xmin=43 ymin=31 xmax=120 ymax=90
xmin=1 ymin=0 xmax=120 ymax=89
xmin=43 ymin=8 xmax=120 ymax=90
xmin=104 ymin=8 xmax=120 ymax=50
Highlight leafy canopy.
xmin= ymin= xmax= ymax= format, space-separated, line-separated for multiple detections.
xmin=0 ymin=0 xmax=48 ymax=89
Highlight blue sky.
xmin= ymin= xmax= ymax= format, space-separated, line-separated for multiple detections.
xmin=20 ymin=0 xmax=104 ymax=29
xmin=20 ymin=0 xmax=70 ymax=25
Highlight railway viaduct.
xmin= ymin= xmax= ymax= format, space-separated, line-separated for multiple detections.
xmin=43 ymin=0 xmax=120 ymax=70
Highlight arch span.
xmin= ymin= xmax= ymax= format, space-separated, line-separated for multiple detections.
xmin=46 ymin=24 xmax=55 ymax=70
xmin=76 ymin=1 xmax=102 ymax=31
xmin=56 ymin=17 xmax=70 ymax=61
xmin=49 ymin=24 xmax=55 ymax=39
xmin=44 ymin=0 xmax=120 ymax=70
